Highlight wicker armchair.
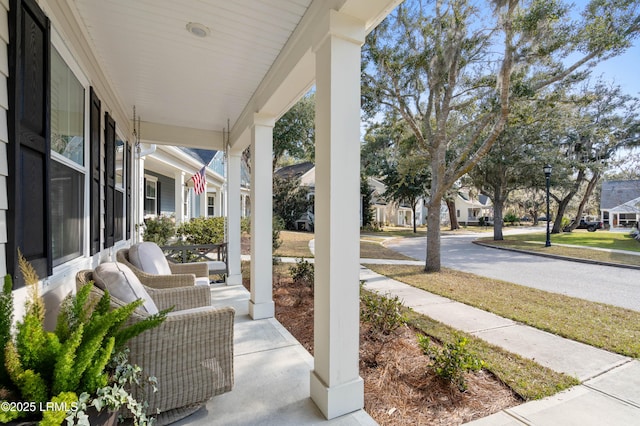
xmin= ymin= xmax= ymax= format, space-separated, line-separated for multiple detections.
xmin=77 ymin=270 xmax=234 ymax=425
xmin=117 ymin=243 xmax=210 ymax=288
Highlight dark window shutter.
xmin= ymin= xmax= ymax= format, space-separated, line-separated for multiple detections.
xmin=126 ymin=142 xmax=132 ymax=239
xmin=156 ymin=181 xmax=162 ymax=215
xmin=7 ymin=0 xmax=51 ymax=286
xmin=115 ymin=191 xmax=123 ymax=241
xmin=89 ymin=87 xmax=101 ymax=255
xmin=104 ymin=112 xmax=116 ymax=248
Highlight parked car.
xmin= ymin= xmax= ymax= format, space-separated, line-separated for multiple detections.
xmin=563 ymin=219 xmax=603 ymax=232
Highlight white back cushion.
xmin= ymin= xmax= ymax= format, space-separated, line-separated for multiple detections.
xmin=93 ymin=262 xmax=159 ymax=314
xmin=128 ymin=242 xmax=172 ymax=275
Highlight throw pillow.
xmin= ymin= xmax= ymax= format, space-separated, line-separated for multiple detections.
xmin=128 ymin=242 xmax=172 ymax=275
xmin=93 ymin=262 xmax=159 ymax=314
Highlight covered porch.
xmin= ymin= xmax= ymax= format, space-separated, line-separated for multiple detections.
xmin=172 ymin=282 xmax=376 ymax=425
xmin=2 ymin=0 xmax=403 ymax=422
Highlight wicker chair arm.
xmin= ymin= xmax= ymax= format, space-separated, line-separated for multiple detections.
xmin=147 ymin=285 xmax=211 ymax=311
xmin=127 ymin=306 xmax=235 ymax=414
xmin=169 ymin=262 xmax=209 ymax=277
xmin=137 ymin=273 xmax=196 ymax=289
xmin=116 ymin=249 xmax=195 ymax=288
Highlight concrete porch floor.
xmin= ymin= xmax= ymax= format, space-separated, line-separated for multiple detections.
xmin=172 ymin=283 xmax=376 ymax=426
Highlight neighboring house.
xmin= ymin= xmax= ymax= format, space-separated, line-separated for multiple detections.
xmin=600 ymin=180 xmax=640 ymax=228
xmin=140 ymin=146 xmax=250 ymax=227
xmin=275 ymin=163 xmax=428 ymax=229
xmin=454 ymin=190 xmax=493 ymax=225
xmin=366 ymin=176 xmax=427 ymax=228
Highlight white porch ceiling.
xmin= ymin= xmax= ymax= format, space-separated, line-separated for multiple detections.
xmin=72 ymin=0 xmax=312 ymax=144
xmin=69 ymin=0 xmax=402 ymax=151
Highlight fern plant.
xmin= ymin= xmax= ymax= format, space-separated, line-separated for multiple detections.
xmin=0 ymin=252 xmax=169 ymax=424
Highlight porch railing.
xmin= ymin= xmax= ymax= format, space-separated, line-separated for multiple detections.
xmin=160 ymin=243 xmax=228 ymax=277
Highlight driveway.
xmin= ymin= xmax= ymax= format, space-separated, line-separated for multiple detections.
xmin=385 ymin=230 xmax=640 ymax=312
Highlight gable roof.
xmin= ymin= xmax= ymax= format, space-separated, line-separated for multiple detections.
xmin=609 ymin=196 xmax=640 ymax=213
xmin=274 ymin=161 xmax=314 ymax=179
xmin=179 ymin=147 xmax=218 ymax=166
xmin=600 ymin=180 xmax=640 ymax=210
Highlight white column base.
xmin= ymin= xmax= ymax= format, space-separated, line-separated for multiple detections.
xmin=249 ymin=300 xmax=275 ymax=320
xmin=310 ymin=371 xmax=364 ymax=420
xmin=225 ymin=273 xmax=242 ymax=286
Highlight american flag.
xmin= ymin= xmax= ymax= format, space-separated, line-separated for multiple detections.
xmin=191 ymin=166 xmax=206 ymax=195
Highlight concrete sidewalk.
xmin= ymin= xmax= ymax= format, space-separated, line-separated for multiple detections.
xmin=359 ymin=266 xmax=640 ymax=425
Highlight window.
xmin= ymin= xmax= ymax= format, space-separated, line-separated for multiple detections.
xmin=50 ymin=46 xmax=85 ymax=266
xmin=184 ymin=188 xmax=190 ymax=218
xmin=208 ymin=195 xmax=215 ymax=216
xmin=50 ymin=161 xmax=83 ymax=266
xmin=145 ymin=176 xmax=158 ymax=215
xmin=114 ymin=135 xmax=125 ymax=241
xmin=51 ymin=48 xmax=84 ymax=166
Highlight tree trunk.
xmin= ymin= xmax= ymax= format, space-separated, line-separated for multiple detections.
xmin=412 ymin=202 xmax=418 ymax=233
xmin=426 ymin=196 xmax=442 ymax=272
xmin=446 ymin=198 xmax=459 ymax=230
xmin=567 ymin=171 xmax=600 ymax=231
xmin=551 ymin=169 xmax=585 ymax=233
xmin=493 ymin=195 xmax=505 ymax=241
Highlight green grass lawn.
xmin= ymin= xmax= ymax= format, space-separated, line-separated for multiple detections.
xmin=273 ymin=230 xmax=416 ymax=260
xmin=478 ymin=230 xmax=640 ymax=267
xmin=404 ymin=307 xmax=579 ymax=400
xmin=496 ymin=230 xmax=640 ymax=252
xmin=363 ymin=264 xmax=640 ymax=359
xmin=273 ymin=230 xmax=314 ymax=258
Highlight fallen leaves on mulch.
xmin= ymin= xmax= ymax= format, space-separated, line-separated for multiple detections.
xmin=248 ymin=267 xmax=522 ymax=425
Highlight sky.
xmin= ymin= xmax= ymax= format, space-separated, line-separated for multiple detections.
xmin=589 ymin=43 xmax=640 ymax=97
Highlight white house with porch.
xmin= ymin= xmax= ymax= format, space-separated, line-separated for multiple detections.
xmin=600 ymin=180 xmax=640 ymax=229
xmin=0 ymin=0 xmax=402 ymax=422
xmin=140 ymin=145 xmax=251 ymax=226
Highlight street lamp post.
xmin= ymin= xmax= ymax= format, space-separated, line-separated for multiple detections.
xmin=543 ymin=164 xmax=552 ymax=247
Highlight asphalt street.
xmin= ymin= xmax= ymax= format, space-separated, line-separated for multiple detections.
xmin=385 ymin=230 xmax=640 ymax=312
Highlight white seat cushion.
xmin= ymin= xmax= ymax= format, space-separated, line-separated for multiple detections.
xmin=207 ymin=260 xmax=226 ymax=273
xmin=129 ymin=242 xmax=172 ymax=275
xmin=195 ymin=277 xmax=211 ymax=286
xmin=93 ymin=262 xmax=159 ymax=314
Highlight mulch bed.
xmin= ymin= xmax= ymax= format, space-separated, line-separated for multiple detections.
xmin=243 ymin=264 xmax=522 ymax=425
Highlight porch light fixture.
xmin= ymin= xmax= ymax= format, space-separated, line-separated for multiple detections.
xmin=186 ymin=22 xmax=210 ymax=38
xmin=543 ymin=164 xmax=552 ymax=247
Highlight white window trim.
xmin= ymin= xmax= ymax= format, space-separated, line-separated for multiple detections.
xmin=144 ymin=175 xmax=158 ymax=216
xmin=51 ymin=27 xmax=91 ymax=264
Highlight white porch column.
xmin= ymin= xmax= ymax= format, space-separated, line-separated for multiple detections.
xmin=310 ymin=10 xmax=365 ymax=420
xmin=226 ymin=152 xmax=242 ymax=285
xmin=199 ymin=185 xmax=207 ymax=218
xmin=250 ymin=114 xmax=275 ymax=319
xmin=174 ymin=171 xmax=185 ymax=225
xmin=136 ymin=157 xmax=146 ymax=241
xmin=216 ymin=189 xmax=223 ymax=217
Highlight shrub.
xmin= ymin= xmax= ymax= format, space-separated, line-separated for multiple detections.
xmin=289 ymin=258 xmax=314 ymax=288
xmin=141 ymin=216 xmax=175 ymax=245
xmin=241 ymin=217 xmax=251 ymax=235
xmin=360 ymin=288 xmax=407 ymax=337
xmin=273 ymin=216 xmax=285 ymax=253
xmin=417 ymin=334 xmax=485 ymax=391
xmin=273 ymin=175 xmax=312 ymax=230
xmin=503 ymin=212 xmax=519 ymax=224
xmin=177 ymin=216 xmax=226 ymax=244
xmin=360 ymin=287 xmax=407 ymax=366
